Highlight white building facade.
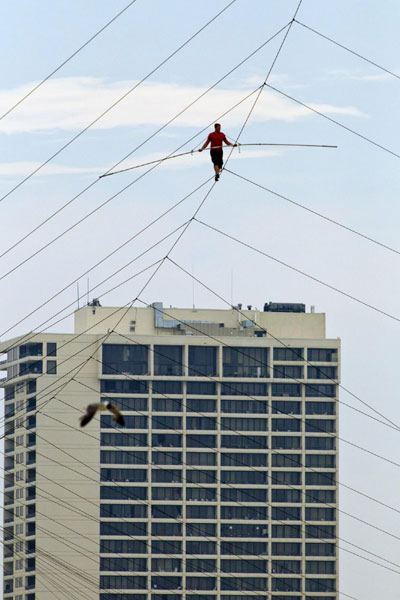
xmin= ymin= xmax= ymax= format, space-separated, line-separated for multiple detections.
xmin=1 ymin=301 xmax=339 ymax=600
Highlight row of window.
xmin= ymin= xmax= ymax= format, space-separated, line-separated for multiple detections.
xmin=3 ymin=379 xmax=36 ymax=401
xmin=100 ymin=557 xmax=335 ymax=574
xmin=100 ymin=575 xmax=336 ymax=592
xmin=100 ymin=522 xmax=336 ymax=539
xmin=101 ymin=468 xmax=336 ymax=486
xmin=101 ymin=433 xmax=336 ymax=450
xmin=100 ymin=450 xmax=335 ymax=468
xmin=99 ymin=595 xmax=335 ymax=600
xmin=102 ymin=344 xmax=337 ymax=378
xmin=100 ymin=486 xmax=335 ymax=504
xmin=101 ymin=380 xmax=336 ymax=398
xmin=100 ymin=504 xmax=335 ymax=521
xmin=100 ymin=415 xmax=336 ymax=432
xmin=100 ymin=397 xmax=336 ymax=415
xmin=100 ymin=539 xmax=335 ymax=557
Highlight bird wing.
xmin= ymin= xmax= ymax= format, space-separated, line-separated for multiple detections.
xmin=80 ymin=403 xmax=99 ymax=427
xmin=107 ymin=403 xmax=125 ymax=426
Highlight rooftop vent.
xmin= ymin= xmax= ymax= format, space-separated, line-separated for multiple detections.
xmin=263 ymin=302 xmax=305 ymax=313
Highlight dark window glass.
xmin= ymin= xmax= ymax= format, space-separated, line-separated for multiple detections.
xmin=274 ymin=347 xmax=303 ymax=361
xmin=306 ymin=401 xmax=335 ymax=415
xmin=272 ymin=507 xmax=301 ymax=521
xmin=152 ymin=505 xmax=182 ymax=519
xmin=306 ymin=525 xmax=335 ymax=539
xmin=219 ymin=596 xmax=267 ymax=600
xmin=272 ymin=560 xmax=301 ymax=574
xmin=152 ymin=434 xmax=182 ymax=447
xmin=271 ymin=578 xmax=301 ymax=592
xmin=100 ymin=576 xmax=146 ymax=590
xmin=273 ymin=365 xmax=303 ymax=379
xmin=186 ymin=523 xmax=216 ymax=537
xmin=151 ymin=575 xmax=182 ymax=590
xmin=305 ymin=419 xmax=336 ymax=433
xmin=103 ymin=344 xmax=148 ymax=375
xmin=221 ymin=399 xmax=268 ymax=413
xmin=27 ymin=433 xmax=36 ymax=447
xmin=101 ymin=504 xmax=147 ymax=519
xmin=272 ymin=400 xmax=301 ymax=415
xmin=271 ymin=471 xmax=301 ymax=485
xmin=152 ymin=522 xmax=182 ymax=536
xmin=100 ymin=557 xmax=146 ymax=571
xmin=305 ymin=508 xmax=335 ymax=521
xmin=187 ymin=470 xmax=217 ymax=484
xmin=221 ymin=417 xmax=267 ymax=431
xmin=20 ymin=343 xmax=42 ymax=357
xmin=46 ymin=360 xmax=57 ymax=375
xmin=307 ymin=348 xmax=337 ymax=362
xmin=101 ymin=415 xmax=143 ymax=431
xmin=272 ymin=542 xmax=301 ymax=556
xmin=221 ymin=506 xmax=267 ymax=520
xmin=306 ymin=437 xmax=335 ymax=450
xmin=272 ymin=525 xmax=302 ymax=538
xmin=152 ymin=596 xmax=181 ymax=600
xmin=221 ymin=382 xmax=267 ymax=396
xmin=271 ymin=489 xmax=301 ymax=503
xmin=305 ymin=472 xmax=335 ymax=486
xmin=305 ymin=543 xmax=336 ymax=557
xmin=152 ymin=381 xmax=182 ymax=395
xmin=100 ymin=450 xmax=147 ymax=465
xmin=101 ymin=379 xmax=148 ymax=394
xmin=272 ymin=418 xmax=301 ymax=432
xmin=271 ymin=383 xmax=301 ymax=397
xmin=187 ymin=382 xmax=216 ymax=395
xmin=26 ymin=468 xmax=36 ymax=483
xmin=186 ymin=559 xmax=216 ymax=572
xmin=152 ymin=469 xmax=182 ymax=483
xmin=186 ymin=541 xmax=216 ymax=555
xmin=271 ymin=436 xmax=301 ymax=450
xmin=187 ymin=505 xmax=216 ymax=520
xmin=221 ymin=541 xmax=267 ymax=555
xmin=152 ymin=487 xmax=182 ymax=501
xmin=26 ymin=415 xmax=36 ymax=430
xmin=187 ymin=399 xmax=216 ymax=413
xmin=152 ymin=452 xmax=182 ymax=465
xmin=152 ymin=398 xmax=183 ymax=412
xmin=221 ymin=435 xmax=267 ymax=449
xmin=306 ymin=454 xmax=336 ymax=468
xmin=223 ymin=347 xmax=268 ymax=378
xmin=151 ymin=540 xmax=182 ymax=554
xmin=305 ymin=578 xmax=336 ymax=592
xmin=152 ymin=416 xmax=182 ymax=430
xmin=100 ymin=486 xmax=147 ymax=501
xmin=187 ymin=434 xmax=216 ymax=448
xmin=189 ymin=347 xmax=217 ymax=377
xmin=20 ymin=361 xmax=42 ymax=375
xmin=272 ymin=454 xmax=301 ymax=468
xmin=100 ymin=522 xmax=147 ymax=536
xmin=47 ymin=342 xmax=57 ymax=356
xmin=221 ymin=577 xmax=268 ymax=591
xmin=308 ymin=366 xmax=337 ymax=379
xmin=151 ymin=558 xmax=182 ymax=572
xmin=101 ymin=432 xmax=147 ymax=447
xmin=26 ymin=486 xmax=36 ymax=501
xmin=27 ymin=397 xmax=36 ymax=412
xmin=100 ymin=468 xmax=147 ymax=483
xmin=220 ymin=488 xmax=267 ymax=503
xmin=101 ymin=595 xmax=145 ymax=600
xmin=221 ymin=524 xmax=268 ymax=538
xmin=187 ymin=417 xmax=217 ymax=431
xmin=187 ymin=452 xmax=216 ymax=466
xmin=221 ymin=471 xmax=267 ymax=485
xmin=186 ymin=488 xmax=216 ymax=501
xmin=221 ymin=453 xmax=267 ymax=467
xmin=186 ymin=577 xmax=216 ymax=591
xmin=305 ymin=489 xmax=336 ymax=504
xmin=27 ymin=380 xmax=36 ymax=394
xmin=154 ymin=346 xmax=183 ymax=376
xmin=101 ymin=397 xmax=148 ymax=411
xmin=305 ymin=384 xmax=336 ymax=398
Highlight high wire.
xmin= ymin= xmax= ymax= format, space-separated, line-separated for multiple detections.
xmin=0 ymin=0 xmax=238 ymax=206
xmin=0 ymin=0 xmax=139 ymax=121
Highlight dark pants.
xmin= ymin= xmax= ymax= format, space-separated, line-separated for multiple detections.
xmin=210 ymin=149 xmax=223 ymax=168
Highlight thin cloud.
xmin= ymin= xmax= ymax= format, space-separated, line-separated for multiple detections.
xmin=0 ymin=162 xmax=103 ymax=177
xmin=0 ymin=76 xmax=365 ymax=135
xmin=326 ymin=68 xmax=396 ymax=82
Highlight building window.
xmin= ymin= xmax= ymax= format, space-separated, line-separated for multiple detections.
xmin=189 ymin=346 xmax=217 ymax=376
xmin=101 ymin=504 xmax=147 ymax=519
xmin=153 ymin=398 xmax=183 ymax=412
xmin=220 ymin=488 xmax=266 ymax=503
xmin=223 ymin=347 xmax=268 ymax=378
xmin=273 ymin=365 xmax=303 ymax=379
xmin=305 ymin=401 xmax=336 ymax=415
xmin=221 ymin=453 xmax=267 ymax=467
xmin=271 ymin=436 xmax=301 ymax=450
xmin=305 ymin=384 xmax=336 ymax=398
xmin=274 ymin=347 xmax=303 ymax=361
xmin=152 ymin=433 xmax=182 ymax=447
xmin=186 ymin=541 xmax=216 ymax=555
xmin=103 ymin=344 xmax=149 ymax=375
xmin=221 ymin=506 xmax=267 ymax=520
xmin=271 ymin=454 xmax=301 ymax=468
xmin=220 ymin=524 xmax=267 ymax=538
xmin=187 ymin=417 xmax=217 ymax=431
xmin=154 ymin=346 xmax=183 ymax=376
xmin=47 ymin=342 xmax=57 ymax=356
xmin=101 ymin=379 xmax=148 ymax=394
xmin=187 ymin=399 xmax=216 ymax=413
xmin=152 ymin=540 xmax=182 ymax=554
xmin=100 ymin=450 xmax=147 ymax=465
xmin=186 ymin=434 xmax=216 ymax=448
xmin=187 ymin=382 xmax=216 ymax=395
xmin=152 ymin=487 xmax=181 ymax=501
xmin=307 ymin=348 xmax=337 ymax=362
xmin=152 ymin=381 xmax=182 ymax=395
xmin=151 ymin=558 xmax=182 ymax=572
xmin=221 ymin=382 xmax=267 ymax=396
xmin=100 ymin=486 xmax=147 ymax=501
xmin=100 ymin=538 xmax=146 ymax=555
xmin=100 ymin=576 xmax=146 ymax=590
xmin=271 ymin=383 xmax=301 ymax=397
xmin=101 ymin=397 xmax=148 ymax=411
xmin=100 ymin=522 xmax=147 ymax=537
xmin=101 ymin=415 xmax=147 ymax=429
xmin=186 ymin=488 xmax=216 ymax=501
xmin=101 ymin=432 xmax=148 ymax=447
xmin=221 ymin=435 xmax=267 ymax=449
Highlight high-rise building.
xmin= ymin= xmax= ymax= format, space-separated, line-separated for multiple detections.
xmin=1 ymin=300 xmax=339 ymax=600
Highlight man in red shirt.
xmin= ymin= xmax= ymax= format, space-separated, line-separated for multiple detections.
xmin=199 ymin=123 xmax=237 ymax=181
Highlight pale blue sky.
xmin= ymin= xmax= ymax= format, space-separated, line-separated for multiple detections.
xmin=1 ymin=1 xmax=400 ymax=598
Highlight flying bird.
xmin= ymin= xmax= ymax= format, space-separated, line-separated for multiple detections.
xmin=80 ymin=402 xmax=125 ymax=427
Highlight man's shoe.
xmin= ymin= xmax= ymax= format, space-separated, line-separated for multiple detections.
xmin=215 ymin=173 xmax=220 ymax=182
